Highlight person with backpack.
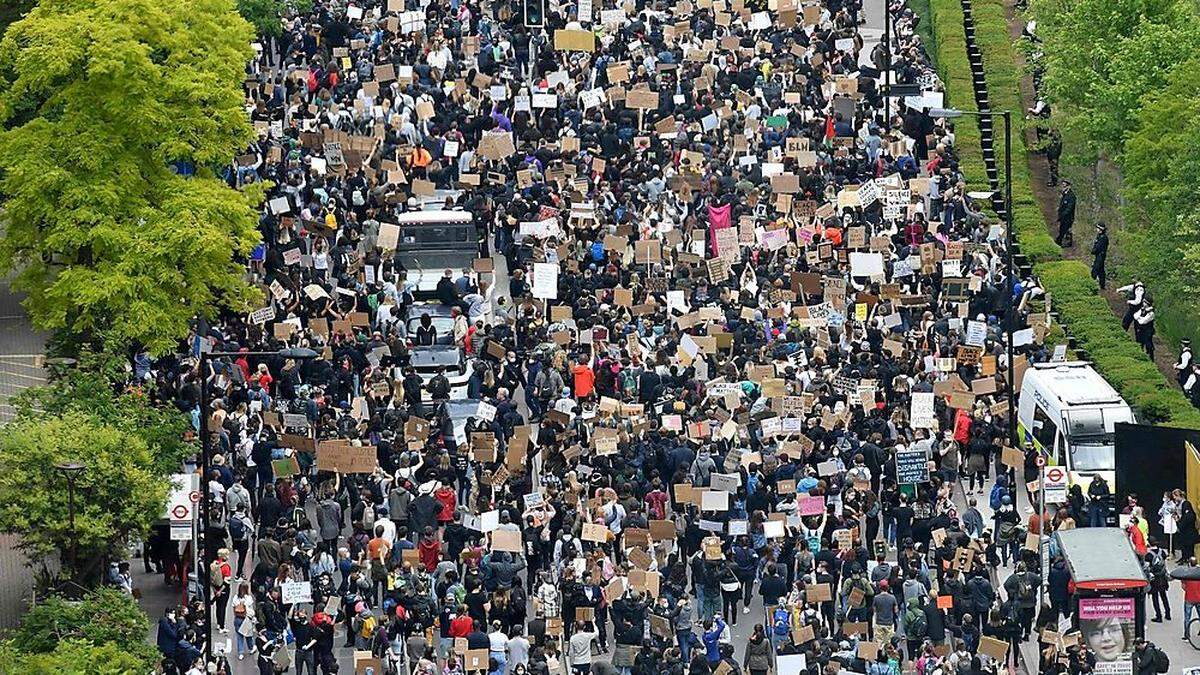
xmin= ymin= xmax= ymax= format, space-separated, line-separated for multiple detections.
xmin=1131 ymin=637 xmax=1169 ymax=675
xmin=840 ymin=567 xmax=875 ymax=623
xmin=1003 ymin=563 xmax=1041 ymax=641
xmin=228 ymin=505 xmax=254 ymax=578
xmin=769 ymin=604 xmax=791 ymax=648
xmin=1145 ymin=538 xmax=1171 ymax=622
xmin=901 ymin=596 xmax=927 ymax=659
xmin=994 ymin=495 xmax=1022 ymax=567
xmin=352 ymin=605 xmax=379 ymax=651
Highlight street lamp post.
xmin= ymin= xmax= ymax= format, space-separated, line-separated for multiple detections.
xmin=928 ymin=107 xmax=1018 ymax=447
xmin=55 ymin=461 xmax=86 ymax=584
xmin=197 ymin=346 xmax=318 ymax=664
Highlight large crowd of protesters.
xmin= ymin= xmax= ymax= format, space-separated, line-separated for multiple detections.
xmin=129 ymin=0 xmax=1190 ymax=673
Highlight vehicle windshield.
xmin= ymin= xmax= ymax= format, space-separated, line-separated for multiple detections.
xmin=1070 ymin=441 xmax=1116 ymax=472
xmin=400 ymin=224 xmax=475 ymax=246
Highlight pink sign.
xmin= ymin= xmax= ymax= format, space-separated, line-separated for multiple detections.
xmin=1078 ymin=597 xmax=1134 ymax=620
xmin=798 ymin=495 xmax=825 ymax=516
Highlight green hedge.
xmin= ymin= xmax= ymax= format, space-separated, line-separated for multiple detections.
xmin=968 ymin=0 xmax=1061 ymax=263
xmin=1038 ymin=261 xmax=1200 ymax=427
xmin=927 ymin=0 xmax=1200 ymax=428
xmin=927 ymin=0 xmax=983 ymax=184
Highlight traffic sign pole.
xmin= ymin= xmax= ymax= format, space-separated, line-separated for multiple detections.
xmin=1038 ymin=463 xmax=1048 ymax=613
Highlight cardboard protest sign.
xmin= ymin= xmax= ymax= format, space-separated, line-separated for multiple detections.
xmin=554 ymin=29 xmax=596 ymax=51
xmin=316 ymin=441 xmax=376 ymax=473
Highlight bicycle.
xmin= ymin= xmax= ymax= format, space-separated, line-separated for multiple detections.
xmin=1187 ymin=616 xmax=1200 ymax=651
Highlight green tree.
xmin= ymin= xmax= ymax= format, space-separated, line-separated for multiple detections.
xmin=7 ymin=588 xmax=155 ymax=666
xmin=13 ymin=351 xmax=195 ymax=475
xmin=238 ymin=0 xmax=285 ymax=37
xmin=0 ymin=640 xmax=151 ymax=674
xmin=0 ymin=0 xmax=264 ymax=355
xmin=0 ymin=413 xmax=170 ymax=579
xmin=1117 ymin=53 xmax=1200 ymax=340
xmin=1032 ymin=0 xmax=1199 ymax=158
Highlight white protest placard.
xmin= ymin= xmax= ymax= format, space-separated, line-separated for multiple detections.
xmin=763 ymin=520 xmax=785 ymax=538
xmin=965 ymin=320 xmax=987 ymax=347
xmin=476 ymin=401 xmax=498 ymax=422
xmin=849 ymin=252 xmax=884 ymax=277
xmin=910 ymin=392 xmax=936 ymax=429
xmin=666 ymin=290 xmax=688 ymax=314
xmin=532 ymin=262 xmax=559 ymax=299
xmin=700 ymin=490 xmax=728 ymax=511
xmin=580 ymin=88 xmax=605 ymax=109
xmin=268 ymin=196 xmax=291 ymax=215
xmin=281 ymin=581 xmax=313 ymax=605
xmin=249 ymin=305 xmax=276 ymax=325
xmin=532 ymin=93 xmax=558 ymax=108
xmin=777 ymin=654 xmax=807 ymax=675
xmin=480 ymin=510 xmax=500 ymax=532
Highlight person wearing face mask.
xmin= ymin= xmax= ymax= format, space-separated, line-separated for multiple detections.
xmin=157 ymin=606 xmax=183 ymax=660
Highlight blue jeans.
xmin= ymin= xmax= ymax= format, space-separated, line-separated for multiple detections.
xmin=677 ymin=630 xmax=693 ymax=661
xmin=1185 ymin=602 xmax=1200 ymax=637
xmin=1088 ymin=502 xmax=1107 ymax=527
xmin=234 ymin=617 xmax=253 ymax=654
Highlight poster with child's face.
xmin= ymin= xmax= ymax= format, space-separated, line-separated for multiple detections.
xmin=1079 ymin=598 xmax=1135 ymax=674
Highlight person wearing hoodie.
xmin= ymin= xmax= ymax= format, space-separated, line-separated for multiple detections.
xmin=741 ymin=624 xmax=773 ymax=675
xmin=965 ymin=571 xmax=995 ymax=630
xmin=690 ymin=450 xmax=716 ymax=486
xmin=410 ymin=481 xmax=442 ymax=537
xmin=481 ymin=550 xmax=526 ymax=592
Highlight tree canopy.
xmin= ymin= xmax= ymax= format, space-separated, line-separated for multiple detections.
xmin=0 ymin=0 xmax=264 ymax=354
xmin=0 ymin=412 xmax=169 ymax=575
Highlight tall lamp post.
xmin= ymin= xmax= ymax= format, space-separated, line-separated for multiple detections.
xmin=929 ymin=107 xmax=1017 ymax=447
xmin=55 ymin=461 xmax=87 ymax=585
xmin=198 ymin=346 xmax=318 ymax=664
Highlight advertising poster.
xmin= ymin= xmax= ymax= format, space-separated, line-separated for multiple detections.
xmin=1079 ymin=597 xmax=1135 ymax=674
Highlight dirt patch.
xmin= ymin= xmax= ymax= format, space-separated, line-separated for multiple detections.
xmin=1000 ymin=0 xmax=1183 ymax=386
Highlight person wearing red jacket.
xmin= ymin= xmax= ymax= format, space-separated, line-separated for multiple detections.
xmin=953 ymin=408 xmax=972 ymax=444
xmin=1127 ymin=517 xmax=1147 ymax=557
xmin=1183 ymin=559 xmax=1200 ymax=640
xmin=418 ymin=528 xmax=442 ymax=573
xmin=434 ymin=483 xmax=457 ymax=525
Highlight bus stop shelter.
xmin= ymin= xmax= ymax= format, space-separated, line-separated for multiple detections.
xmin=1056 ymin=527 xmax=1148 ymax=654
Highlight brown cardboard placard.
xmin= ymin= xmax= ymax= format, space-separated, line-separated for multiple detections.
xmin=554 ymin=29 xmax=596 ymax=51
xmin=316 ymin=441 xmax=377 ymax=473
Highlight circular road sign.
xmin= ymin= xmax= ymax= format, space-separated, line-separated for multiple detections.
xmin=1046 ymin=467 xmax=1065 ymax=482
xmin=171 ymin=504 xmax=190 ymax=519
xmin=189 ymin=490 xmax=202 ymax=504
xmin=1035 ymin=455 xmax=1046 ymax=468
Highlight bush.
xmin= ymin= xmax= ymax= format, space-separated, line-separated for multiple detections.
xmin=1037 ymin=261 xmax=1200 ymax=427
xmin=5 ymin=589 xmax=157 ymax=670
xmin=0 ymin=414 xmax=171 ymax=573
xmin=970 ymin=0 xmax=1062 ymax=263
xmin=0 ymin=639 xmax=150 ymax=674
xmin=927 ymin=0 xmax=983 ymax=184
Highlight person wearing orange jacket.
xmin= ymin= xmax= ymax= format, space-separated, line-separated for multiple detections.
xmin=407 ymin=145 xmax=432 ymax=178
